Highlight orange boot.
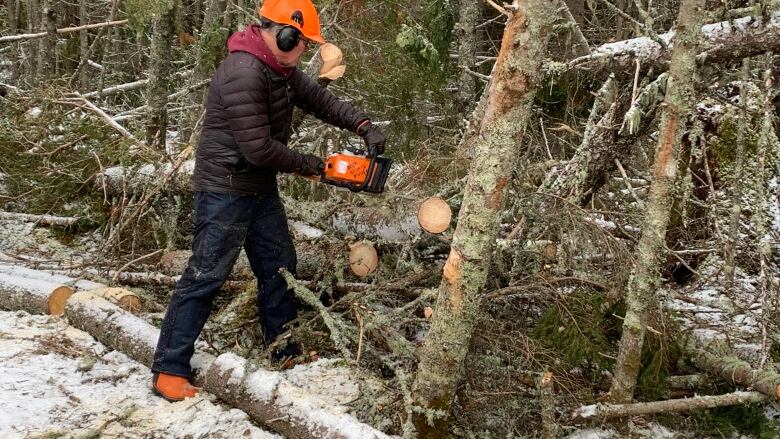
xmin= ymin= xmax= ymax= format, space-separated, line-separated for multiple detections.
xmin=152 ymin=372 xmax=199 ymax=402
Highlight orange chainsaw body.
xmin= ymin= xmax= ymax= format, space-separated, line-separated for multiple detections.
xmin=323 ymin=153 xmax=373 ymax=185
xmin=315 ymin=151 xmax=391 ymax=193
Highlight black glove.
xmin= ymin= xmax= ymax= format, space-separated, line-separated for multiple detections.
xmin=357 ymin=121 xmax=386 ymax=156
xmin=298 ymin=154 xmax=324 ymax=176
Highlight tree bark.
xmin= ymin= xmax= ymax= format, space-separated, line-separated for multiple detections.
xmin=37 ymin=0 xmax=57 ymax=79
xmin=456 ymin=0 xmax=479 ymax=114
xmin=25 ymin=0 xmax=39 ymax=78
xmin=411 ymin=0 xmax=558 ymax=435
xmin=78 ymin=0 xmax=89 ymax=88
xmin=146 ymin=7 xmax=176 ymax=148
xmin=609 ymin=0 xmax=706 ymax=403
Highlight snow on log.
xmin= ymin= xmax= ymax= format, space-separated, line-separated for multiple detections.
xmin=159 ymin=239 xmax=348 ymax=281
xmin=203 ymin=353 xmax=393 ymax=439
xmin=0 ymin=263 xmax=104 ymax=291
xmin=0 ymin=273 xmax=73 ymax=315
xmin=573 ymin=391 xmax=767 ymax=419
xmin=0 ymin=211 xmax=80 ymax=227
xmin=567 ymin=11 xmax=780 ymax=73
xmin=65 ymin=291 xmax=162 ymax=366
xmin=286 ymin=200 xmax=425 ymax=242
xmin=63 ymin=292 xmax=393 ymax=438
xmin=94 ymin=160 xmax=195 ymax=194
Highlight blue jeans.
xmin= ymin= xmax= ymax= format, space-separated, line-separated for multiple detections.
xmin=152 ymin=191 xmax=297 ymax=377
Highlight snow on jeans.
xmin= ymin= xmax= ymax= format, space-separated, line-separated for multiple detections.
xmin=152 ymin=191 xmax=297 ymax=377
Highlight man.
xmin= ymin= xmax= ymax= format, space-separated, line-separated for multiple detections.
xmin=150 ymin=0 xmax=386 ymax=402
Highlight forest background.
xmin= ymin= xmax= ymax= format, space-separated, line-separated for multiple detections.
xmin=3 ymin=0 xmax=780 ymax=437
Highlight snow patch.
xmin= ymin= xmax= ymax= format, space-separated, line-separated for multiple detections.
xmin=0 ymin=311 xmax=279 ymax=439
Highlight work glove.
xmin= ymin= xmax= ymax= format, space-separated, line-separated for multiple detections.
xmin=297 ymin=153 xmax=325 ymax=176
xmin=357 ymin=121 xmax=386 ymax=156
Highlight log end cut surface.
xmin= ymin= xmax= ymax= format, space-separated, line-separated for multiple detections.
xmin=47 ymin=285 xmax=74 ymax=315
xmin=417 ymin=197 xmax=452 ymax=234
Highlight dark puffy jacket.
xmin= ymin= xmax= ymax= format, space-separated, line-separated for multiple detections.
xmin=192 ymin=31 xmax=368 ymax=195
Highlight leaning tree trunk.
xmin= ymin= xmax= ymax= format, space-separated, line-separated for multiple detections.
xmin=609 ymin=0 xmax=706 ymax=403
xmin=410 ymin=0 xmax=558 ymax=436
xmin=146 ymin=6 xmax=175 ymax=148
xmin=455 ymin=0 xmax=479 ymax=114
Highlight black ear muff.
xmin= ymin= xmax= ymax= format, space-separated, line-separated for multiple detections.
xmin=276 ymin=25 xmax=301 ymax=52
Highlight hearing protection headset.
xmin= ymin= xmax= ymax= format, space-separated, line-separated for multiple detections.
xmin=276 ymin=26 xmax=301 ymax=52
xmin=276 ymin=11 xmax=305 ymax=52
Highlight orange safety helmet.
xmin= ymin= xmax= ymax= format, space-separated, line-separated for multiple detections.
xmin=258 ymin=0 xmax=325 ymax=45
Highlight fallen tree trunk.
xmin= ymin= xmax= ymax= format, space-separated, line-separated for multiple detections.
xmin=565 ymin=11 xmax=780 ymax=74
xmin=204 ymin=353 xmax=392 ymax=439
xmin=0 ymin=263 xmax=104 ymax=291
xmin=63 ymin=292 xmax=392 ymax=439
xmin=0 ymin=211 xmax=80 ymax=226
xmin=573 ymin=391 xmax=767 ymax=420
xmin=0 ymin=273 xmax=73 ymax=315
xmin=689 ymin=345 xmax=780 ymax=399
xmin=159 ymin=239 xmax=349 ymax=281
xmin=0 ymin=19 xmax=128 ymax=43
xmin=96 ymin=164 xmax=433 ymax=241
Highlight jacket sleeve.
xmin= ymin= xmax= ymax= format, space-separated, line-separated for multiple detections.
xmin=291 ymin=69 xmax=369 ymax=132
xmin=221 ymin=66 xmax=303 ymax=173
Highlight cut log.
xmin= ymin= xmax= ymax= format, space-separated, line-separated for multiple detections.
xmin=319 ymin=43 xmax=343 ymax=75
xmin=348 ymin=241 xmax=378 ymax=277
xmin=0 ymin=273 xmax=73 ymax=315
xmin=63 ymin=292 xmax=391 ymax=439
xmin=320 ymin=64 xmax=346 ymax=82
xmin=573 ymin=391 xmax=767 ymax=420
xmin=88 ymin=286 xmax=141 ymax=313
xmin=417 ymin=197 xmax=452 ymax=234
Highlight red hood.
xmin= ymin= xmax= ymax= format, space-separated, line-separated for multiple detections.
xmin=227 ymin=24 xmax=293 ymax=78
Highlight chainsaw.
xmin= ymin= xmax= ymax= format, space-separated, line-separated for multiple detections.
xmin=309 ymin=148 xmax=392 ymax=193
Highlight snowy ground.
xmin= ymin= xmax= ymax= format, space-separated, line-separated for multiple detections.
xmin=0 ymin=310 xmax=279 ymax=439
